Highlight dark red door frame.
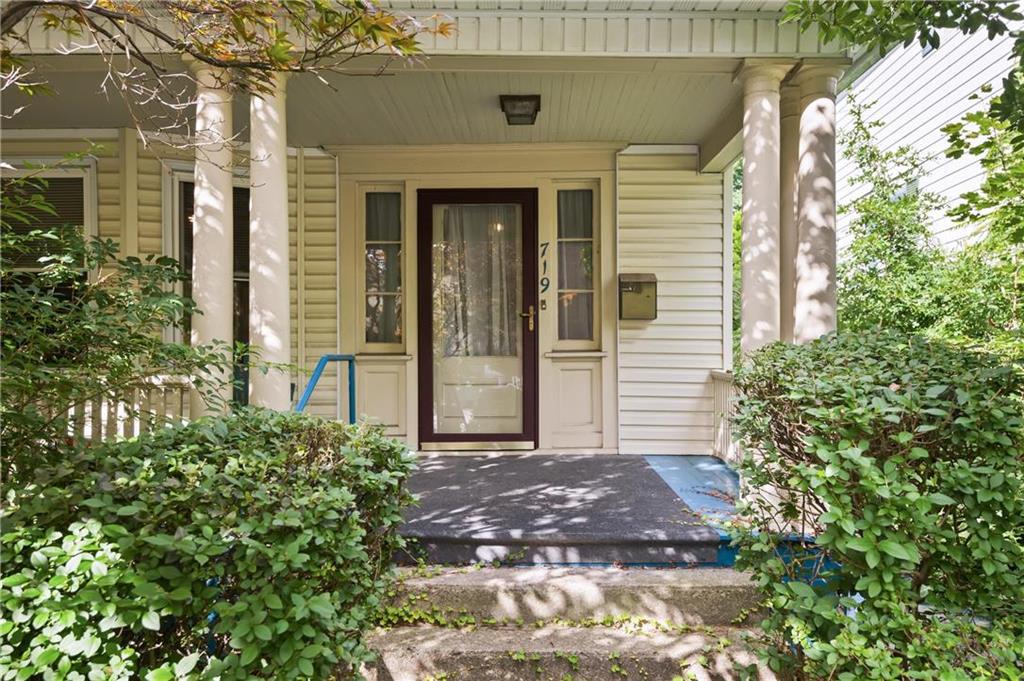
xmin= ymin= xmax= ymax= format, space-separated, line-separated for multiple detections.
xmin=416 ymin=188 xmax=539 ymax=446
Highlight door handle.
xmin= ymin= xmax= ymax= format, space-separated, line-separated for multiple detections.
xmin=519 ymin=305 xmax=535 ymax=332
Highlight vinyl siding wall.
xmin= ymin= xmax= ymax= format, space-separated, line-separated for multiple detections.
xmin=616 ymin=152 xmax=728 ymax=455
xmin=836 ymin=26 xmax=1019 ymax=250
xmin=4 ymin=133 xmax=340 ymax=419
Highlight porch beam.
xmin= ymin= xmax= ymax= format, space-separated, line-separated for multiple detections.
xmin=736 ymin=59 xmax=795 ymax=356
xmin=189 ymin=61 xmax=234 ymax=416
xmin=249 ymin=73 xmax=292 ymax=410
xmin=698 ymin=101 xmax=742 ymax=173
xmin=793 ymin=62 xmax=845 ymax=344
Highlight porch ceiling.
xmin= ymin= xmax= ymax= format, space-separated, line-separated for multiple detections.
xmin=2 ymin=55 xmax=742 ymax=147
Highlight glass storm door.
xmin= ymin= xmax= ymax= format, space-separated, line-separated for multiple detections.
xmin=417 ymin=189 xmax=538 ymax=448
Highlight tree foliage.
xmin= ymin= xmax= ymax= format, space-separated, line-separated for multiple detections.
xmin=0 ymin=1 xmax=451 ymax=135
xmin=835 ymin=99 xmax=947 ymax=335
xmin=784 ymin=1 xmax=1024 ymax=146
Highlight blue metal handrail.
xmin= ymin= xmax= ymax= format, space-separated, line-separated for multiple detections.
xmin=294 ymin=354 xmax=356 ymax=423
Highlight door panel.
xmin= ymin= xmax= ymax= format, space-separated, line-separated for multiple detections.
xmin=418 ymin=189 xmax=538 ymax=446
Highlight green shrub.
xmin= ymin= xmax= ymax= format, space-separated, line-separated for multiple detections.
xmin=732 ymin=331 xmax=1024 ymax=680
xmin=0 ymin=409 xmax=415 ymax=680
xmin=1 ymin=167 xmax=233 ymax=482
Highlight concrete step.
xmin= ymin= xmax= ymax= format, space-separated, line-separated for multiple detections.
xmin=366 ymin=624 xmax=776 ymax=681
xmin=389 ymin=566 xmax=762 ymax=628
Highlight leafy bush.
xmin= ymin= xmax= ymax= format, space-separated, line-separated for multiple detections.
xmin=1 ymin=168 xmax=232 ymax=482
xmin=0 ymin=409 xmax=415 ymax=680
xmin=733 ymin=331 xmax=1024 ymax=680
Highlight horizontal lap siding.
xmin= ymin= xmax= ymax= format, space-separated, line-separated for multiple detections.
xmin=617 ymin=153 xmax=725 ymax=455
xmin=295 ymin=155 xmax=340 ymax=419
xmin=836 ymin=27 xmax=1019 ymax=251
xmin=137 ymin=150 xmax=164 ymax=258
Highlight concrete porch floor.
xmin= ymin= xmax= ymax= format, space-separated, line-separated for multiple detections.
xmin=399 ymin=454 xmax=739 ymax=567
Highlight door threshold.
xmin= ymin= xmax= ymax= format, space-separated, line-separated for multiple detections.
xmin=418 ymin=441 xmax=536 ymax=452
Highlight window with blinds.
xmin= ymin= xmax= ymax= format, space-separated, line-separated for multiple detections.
xmin=1 ymin=176 xmax=86 ymax=269
xmin=556 ymin=188 xmax=597 ymax=344
xmin=364 ymin=192 xmax=403 ymax=347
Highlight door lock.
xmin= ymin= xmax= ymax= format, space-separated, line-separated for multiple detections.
xmin=519 ymin=305 xmax=535 ymax=332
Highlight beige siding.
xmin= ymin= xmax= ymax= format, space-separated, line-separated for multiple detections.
xmin=293 ymin=153 xmax=341 ymax=420
xmin=137 ymin=150 xmax=165 ymax=258
xmin=836 ymin=26 xmax=1019 ymax=250
xmin=616 ymin=152 xmax=727 ymax=455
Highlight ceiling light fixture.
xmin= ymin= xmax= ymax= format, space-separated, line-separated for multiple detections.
xmin=499 ymin=94 xmax=541 ymax=125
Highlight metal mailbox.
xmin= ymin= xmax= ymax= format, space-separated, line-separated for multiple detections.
xmin=618 ymin=273 xmax=657 ymax=320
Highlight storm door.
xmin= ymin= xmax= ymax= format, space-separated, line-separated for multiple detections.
xmin=417 ymin=189 xmax=538 ymax=449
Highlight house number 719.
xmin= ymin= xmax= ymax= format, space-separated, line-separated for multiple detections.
xmin=539 ymin=241 xmax=550 ymax=293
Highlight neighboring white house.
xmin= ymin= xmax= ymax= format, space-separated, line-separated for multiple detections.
xmin=836 ymin=25 xmax=1020 ymax=249
xmin=2 ymin=2 xmax=850 ymax=456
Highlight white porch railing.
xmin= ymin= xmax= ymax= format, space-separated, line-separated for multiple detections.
xmin=69 ymin=376 xmax=192 ymax=444
xmin=710 ymin=369 xmax=737 ymax=465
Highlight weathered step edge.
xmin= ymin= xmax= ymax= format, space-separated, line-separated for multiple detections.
xmin=388 ymin=566 xmax=763 ymax=627
xmin=366 ymin=624 xmax=776 ymax=681
xmin=398 ymin=537 xmax=725 ymax=567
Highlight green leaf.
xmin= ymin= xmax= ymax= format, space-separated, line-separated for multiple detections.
xmin=141 ymin=611 xmax=161 ymax=631
xmin=254 ymin=624 xmax=272 ymax=641
xmin=35 ymin=648 xmax=60 ymax=667
xmin=241 ymin=645 xmax=259 ymax=666
xmin=146 ymin=667 xmax=173 ymax=681
xmin=175 ymin=652 xmax=201 ymax=676
xmin=298 ymin=658 xmax=315 ymax=676
xmin=928 ymin=493 xmax=956 ymax=506
xmin=789 ymin=581 xmax=816 ymax=600
xmin=266 ymin=594 xmax=283 ymax=610
xmin=879 ymin=540 xmax=920 ymax=563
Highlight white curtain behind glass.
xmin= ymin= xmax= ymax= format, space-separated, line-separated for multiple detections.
xmin=434 ymin=204 xmax=521 ymax=357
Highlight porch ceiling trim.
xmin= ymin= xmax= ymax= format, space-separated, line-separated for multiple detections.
xmin=7 ymin=12 xmax=847 ymax=60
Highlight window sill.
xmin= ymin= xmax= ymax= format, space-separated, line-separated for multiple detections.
xmin=355 ymin=353 xmax=413 ymax=362
xmin=543 ymin=350 xmax=607 ymax=359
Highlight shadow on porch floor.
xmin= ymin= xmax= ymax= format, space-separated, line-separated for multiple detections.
xmin=399 ymin=454 xmax=738 ymax=567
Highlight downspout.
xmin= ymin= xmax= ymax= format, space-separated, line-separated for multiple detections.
xmin=296 ymin=148 xmax=307 ymax=405
xmin=614 ymin=145 xmax=625 ymax=453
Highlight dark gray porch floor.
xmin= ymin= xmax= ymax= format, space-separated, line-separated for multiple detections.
xmin=399 ymin=454 xmax=737 ymax=567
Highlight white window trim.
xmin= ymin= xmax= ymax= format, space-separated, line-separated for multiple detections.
xmin=553 ymin=180 xmax=601 ymax=352
xmin=1 ymin=158 xmax=98 ymax=276
xmin=356 ymin=183 xmax=405 ymax=354
xmin=160 ymin=160 xmax=249 ymax=343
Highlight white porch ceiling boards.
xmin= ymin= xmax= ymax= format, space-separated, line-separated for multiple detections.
xmin=288 ymin=62 xmax=738 ymax=146
xmin=3 ymin=56 xmax=743 ymax=147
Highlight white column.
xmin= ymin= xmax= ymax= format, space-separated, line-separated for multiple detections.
xmin=793 ymin=64 xmax=844 ymax=344
xmin=190 ymin=63 xmax=234 ymax=416
xmin=779 ymin=85 xmax=800 ymax=343
xmin=738 ymin=61 xmax=793 ymax=355
xmin=249 ymin=73 xmax=292 ymax=410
